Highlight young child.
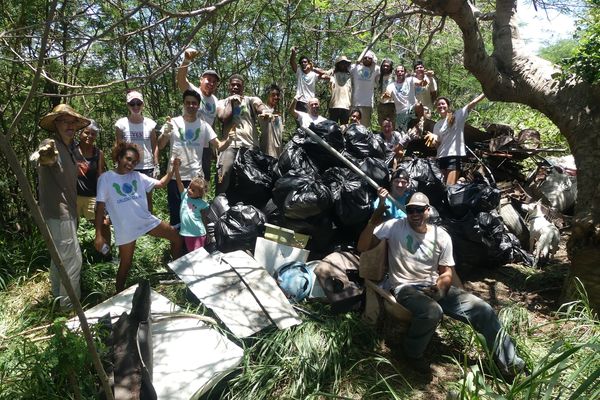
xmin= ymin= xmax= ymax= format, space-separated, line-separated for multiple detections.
xmin=173 ymin=160 xmax=209 ymax=252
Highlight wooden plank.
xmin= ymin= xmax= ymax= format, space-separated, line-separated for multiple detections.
xmin=222 ymin=251 xmax=302 ymax=331
xmin=168 ymin=248 xmax=272 ymax=338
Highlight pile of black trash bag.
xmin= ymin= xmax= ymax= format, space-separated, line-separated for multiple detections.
xmin=213 ymin=121 xmax=389 ymax=257
xmin=210 ymin=119 xmax=533 ymax=269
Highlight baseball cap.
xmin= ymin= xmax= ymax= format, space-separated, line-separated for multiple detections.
xmin=202 ymin=69 xmax=221 ymax=81
xmin=391 ymin=168 xmax=410 ymax=182
xmin=406 ymin=192 xmax=430 ymax=207
xmin=126 ymin=91 xmax=143 ymax=104
xmin=335 ymin=55 xmax=351 ymax=65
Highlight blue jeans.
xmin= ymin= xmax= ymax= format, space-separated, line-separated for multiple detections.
xmin=394 ymin=285 xmax=524 ymax=373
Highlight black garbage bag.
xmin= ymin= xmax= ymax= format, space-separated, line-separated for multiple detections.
xmin=282 ymin=214 xmax=334 ymax=255
xmin=228 ymin=147 xmax=277 ymax=208
xmin=272 ymin=170 xmax=333 ymax=219
xmin=344 ymin=124 xmax=386 ymax=160
xmin=359 ymin=157 xmax=389 ymax=188
xmin=447 ymin=181 xmax=501 ymax=218
xmin=261 ymin=198 xmax=283 ymax=225
xmin=476 ymin=211 xmax=533 ymax=266
xmin=277 ymin=140 xmax=319 ymax=176
xmin=206 ymin=194 xmax=229 ymax=225
xmin=323 ymin=167 xmax=375 ymax=226
xmin=442 ymin=210 xmax=533 ymax=272
xmin=294 ymin=120 xmax=345 ymax=171
xmin=398 ymin=157 xmax=446 ymax=211
xmin=215 ymin=203 xmax=266 ymax=252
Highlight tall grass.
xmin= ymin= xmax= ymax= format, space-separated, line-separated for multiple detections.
xmin=447 ymin=280 xmax=599 ymax=399
xmin=223 ymin=305 xmax=412 ymax=400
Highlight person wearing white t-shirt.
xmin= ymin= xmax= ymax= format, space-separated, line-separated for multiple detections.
xmin=292 ymin=97 xmax=327 ymax=128
xmin=350 ymin=50 xmax=380 ymax=128
xmin=425 ymin=93 xmax=485 ymax=185
xmin=176 ymin=48 xmax=221 ymax=184
xmin=95 ymin=143 xmax=183 ymax=292
xmin=383 ymin=65 xmax=421 ymax=134
xmin=357 ymin=192 xmax=525 ymax=376
xmin=158 ymin=90 xmax=234 ymax=226
xmin=115 ymin=91 xmax=159 ymax=177
xmin=290 ymin=47 xmax=326 ymax=113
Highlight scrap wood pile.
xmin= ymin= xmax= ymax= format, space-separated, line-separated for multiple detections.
xmin=209 ymin=119 xmax=574 ymax=274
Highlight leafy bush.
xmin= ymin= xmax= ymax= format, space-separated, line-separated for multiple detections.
xmin=0 ymin=318 xmax=100 ymax=400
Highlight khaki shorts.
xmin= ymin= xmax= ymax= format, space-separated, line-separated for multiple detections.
xmin=77 ymin=195 xmax=96 ymax=220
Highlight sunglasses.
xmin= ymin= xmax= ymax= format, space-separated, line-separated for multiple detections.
xmin=406 ymin=206 xmax=427 ymax=214
xmin=128 ymin=101 xmax=143 ymax=107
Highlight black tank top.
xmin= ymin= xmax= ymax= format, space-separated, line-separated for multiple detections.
xmin=75 ymin=145 xmax=100 ymax=197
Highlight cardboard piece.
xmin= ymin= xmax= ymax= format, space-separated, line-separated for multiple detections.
xmin=221 ymin=251 xmax=302 ymax=330
xmin=169 ymin=248 xmax=271 ymax=337
xmin=169 ymin=248 xmax=300 ymax=337
xmin=253 ymin=237 xmax=310 ymax=275
xmin=66 ymin=284 xmax=180 ymax=330
xmin=152 ymin=316 xmax=243 ymax=399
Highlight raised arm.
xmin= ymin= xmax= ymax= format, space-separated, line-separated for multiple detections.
xmin=115 ymin=126 xmax=124 ymax=145
xmin=218 ymin=96 xmax=241 ymax=122
xmin=290 ymin=46 xmax=298 ymax=73
xmin=154 ymin=158 xmax=178 ymax=189
xmin=173 ymin=158 xmax=183 ymax=194
xmin=176 ymin=48 xmax=199 ymax=92
xmin=150 ymin=128 xmax=159 ymax=174
xmin=157 ymin=118 xmax=172 ymax=150
xmin=289 ymin=98 xmax=300 ymax=120
xmin=426 ymin=71 xmax=438 ymax=100
xmin=98 ymin=149 xmax=107 ymax=175
xmin=466 ymin=93 xmax=485 ymax=111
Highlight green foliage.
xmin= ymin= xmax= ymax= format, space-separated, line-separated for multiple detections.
xmin=224 ymin=304 xmax=411 ymax=399
xmin=539 ymin=39 xmax=577 ymax=64
xmin=471 ymin=101 xmax=567 ymax=149
xmin=0 ymin=318 xmax=99 ymax=399
xmin=447 ymin=282 xmax=600 ymax=399
xmin=0 ymin=231 xmax=49 ymax=291
xmin=562 ymin=0 xmax=600 ymax=83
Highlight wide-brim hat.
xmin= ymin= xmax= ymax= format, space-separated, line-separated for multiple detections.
xmin=38 ymin=104 xmax=91 ymax=132
xmin=335 ymin=55 xmax=351 ymax=66
xmin=406 ymin=192 xmax=430 ymax=207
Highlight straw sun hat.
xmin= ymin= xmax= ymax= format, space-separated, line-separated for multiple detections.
xmin=39 ymin=104 xmax=90 ymax=132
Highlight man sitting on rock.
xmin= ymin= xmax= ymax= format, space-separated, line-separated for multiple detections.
xmin=357 ymin=191 xmax=526 ymax=376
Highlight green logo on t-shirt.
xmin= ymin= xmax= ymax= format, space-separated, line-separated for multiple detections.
xmin=113 ymin=180 xmax=138 ymax=197
xmin=179 ymin=127 xmax=200 ymax=142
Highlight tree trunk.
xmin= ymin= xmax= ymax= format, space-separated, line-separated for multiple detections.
xmin=413 ymin=0 xmax=600 ymax=310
